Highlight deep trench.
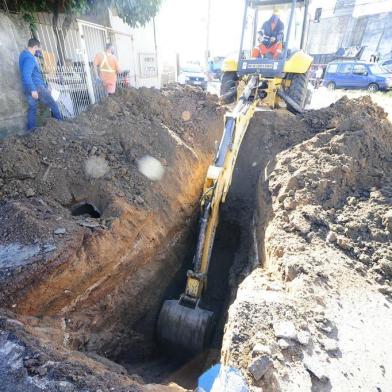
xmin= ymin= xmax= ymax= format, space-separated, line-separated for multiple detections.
xmin=4 ymin=110 xmax=295 ymax=389
xmin=109 ymin=110 xmax=282 ymax=390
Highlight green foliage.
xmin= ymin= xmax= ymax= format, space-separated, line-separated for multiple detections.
xmin=18 ymin=0 xmax=48 ymax=31
xmin=10 ymin=0 xmax=162 ymax=29
xmin=107 ymin=0 xmax=162 ymax=28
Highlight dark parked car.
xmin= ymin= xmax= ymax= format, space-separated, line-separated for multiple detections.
xmin=323 ymin=61 xmax=392 ymax=92
xmin=178 ymin=63 xmax=207 ymax=90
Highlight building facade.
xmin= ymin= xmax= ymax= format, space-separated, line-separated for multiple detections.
xmin=307 ymin=0 xmax=392 ymax=61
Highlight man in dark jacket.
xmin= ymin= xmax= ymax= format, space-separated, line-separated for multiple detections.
xmin=19 ymin=38 xmax=62 ymax=131
xmin=252 ymin=8 xmax=284 ymax=59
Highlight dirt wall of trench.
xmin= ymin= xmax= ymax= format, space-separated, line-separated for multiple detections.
xmin=0 ymin=85 xmax=223 ymax=371
xmin=221 ymin=97 xmax=392 ymax=391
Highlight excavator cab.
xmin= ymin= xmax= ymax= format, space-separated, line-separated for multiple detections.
xmin=221 ymin=0 xmax=313 ymax=112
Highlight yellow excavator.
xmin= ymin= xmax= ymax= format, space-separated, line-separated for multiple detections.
xmin=221 ymin=0 xmax=313 ymax=112
xmin=157 ymin=0 xmax=313 ymax=354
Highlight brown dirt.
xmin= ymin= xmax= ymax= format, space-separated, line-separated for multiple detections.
xmin=2 ymin=87 xmax=392 ymax=392
xmin=0 ymin=85 xmax=223 ymax=391
xmin=221 ymin=96 xmax=392 ymax=391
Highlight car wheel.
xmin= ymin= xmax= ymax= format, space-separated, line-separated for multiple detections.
xmin=368 ymin=83 xmax=379 ymax=92
xmin=327 ymin=82 xmax=336 ymax=91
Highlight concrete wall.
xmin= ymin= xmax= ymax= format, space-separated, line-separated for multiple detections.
xmin=307 ymin=15 xmax=351 ymax=54
xmin=307 ymin=2 xmax=392 ymax=59
xmin=0 ymin=13 xmax=30 ymax=138
xmin=354 ymin=12 xmax=392 ymax=60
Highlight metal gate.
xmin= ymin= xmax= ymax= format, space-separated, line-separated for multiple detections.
xmin=35 ymin=14 xmax=135 ymax=118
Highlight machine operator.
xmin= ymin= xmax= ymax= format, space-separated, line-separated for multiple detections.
xmin=252 ymin=8 xmax=284 ymax=60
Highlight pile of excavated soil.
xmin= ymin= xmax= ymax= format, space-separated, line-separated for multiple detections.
xmin=0 ymin=85 xmax=223 ymax=391
xmin=222 ymin=96 xmax=392 ymax=391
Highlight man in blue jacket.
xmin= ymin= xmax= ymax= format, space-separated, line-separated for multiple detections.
xmin=19 ymin=38 xmax=62 ymax=131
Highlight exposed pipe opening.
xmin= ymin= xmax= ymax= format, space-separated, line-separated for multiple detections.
xmin=71 ymin=202 xmax=101 ymax=218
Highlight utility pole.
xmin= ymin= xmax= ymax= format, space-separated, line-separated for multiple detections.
xmin=300 ymin=0 xmax=310 ymax=50
xmin=205 ymin=0 xmax=211 ymax=70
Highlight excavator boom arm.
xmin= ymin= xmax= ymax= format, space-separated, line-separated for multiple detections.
xmin=157 ymin=76 xmax=260 ymax=354
xmin=184 ymin=76 xmax=260 ymax=303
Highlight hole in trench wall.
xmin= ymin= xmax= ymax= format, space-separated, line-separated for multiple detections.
xmin=71 ymin=202 xmax=101 ymax=218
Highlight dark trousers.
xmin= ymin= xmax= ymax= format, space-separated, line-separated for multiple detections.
xmin=27 ymin=86 xmax=62 ymax=131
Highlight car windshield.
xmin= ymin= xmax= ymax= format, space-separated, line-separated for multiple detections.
xmin=369 ymin=64 xmax=385 ymax=74
xmin=181 ymin=65 xmax=203 ymax=73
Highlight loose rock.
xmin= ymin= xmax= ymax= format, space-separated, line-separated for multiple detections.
xmin=252 ymin=344 xmax=272 ymax=357
xmin=296 ymin=330 xmax=311 ymax=346
xmin=320 ymin=338 xmax=339 ymax=353
xmin=336 ymin=236 xmax=352 ymax=251
xmin=326 ymin=231 xmax=337 ymax=243
xmin=25 ymin=188 xmax=35 ymax=198
xmin=273 ymin=321 xmax=297 ymax=340
xmin=248 ymin=355 xmax=272 ymax=381
xmin=379 ymin=259 xmax=392 ymax=276
xmin=304 ymin=357 xmax=329 ymax=382
xmin=277 ymin=338 xmax=292 ymax=350
xmin=382 ymin=210 xmax=392 ymax=231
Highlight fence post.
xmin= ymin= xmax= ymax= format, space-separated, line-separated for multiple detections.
xmin=77 ymin=21 xmax=95 ymax=105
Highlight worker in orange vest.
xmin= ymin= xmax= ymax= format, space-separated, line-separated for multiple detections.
xmin=93 ymin=43 xmax=121 ymax=95
xmin=252 ymin=8 xmax=284 ymax=60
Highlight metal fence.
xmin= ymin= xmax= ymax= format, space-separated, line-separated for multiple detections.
xmin=33 ymin=14 xmax=141 ymax=118
xmin=0 ymin=4 xmax=173 ymax=121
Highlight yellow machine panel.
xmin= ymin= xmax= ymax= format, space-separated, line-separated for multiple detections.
xmin=283 ymin=50 xmax=313 ymax=73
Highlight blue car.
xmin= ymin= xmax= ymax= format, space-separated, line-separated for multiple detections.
xmin=323 ymin=61 xmax=392 ymax=92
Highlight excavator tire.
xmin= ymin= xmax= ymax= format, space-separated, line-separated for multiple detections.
xmin=157 ymin=300 xmax=214 ymax=355
xmin=220 ymin=72 xmax=238 ymax=104
xmin=285 ymin=69 xmax=311 ymax=113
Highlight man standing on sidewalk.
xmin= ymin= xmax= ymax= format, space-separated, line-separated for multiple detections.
xmin=315 ymin=66 xmax=323 ymax=89
xmin=19 ymin=38 xmax=62 ymax=131
xmin=93 ymin=43 xmax=121 ymax=95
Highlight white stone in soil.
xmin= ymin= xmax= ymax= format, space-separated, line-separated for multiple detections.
xmin=297 ymin=330 xmax=311 ymax=346
xmin=304 ymin=356 xmax=329 ymax=382
xmin=326 ymin=231 xmax=337 ymax=243
xmin=321 ymin=338 xmax=339 ymax=352
xmin=252 ymin=343 xmax=272 ymax=357
xmin=273 ymin=320 xmax=297 ymax=340
xmin=277 ymin=338 xmax=292 ymax=350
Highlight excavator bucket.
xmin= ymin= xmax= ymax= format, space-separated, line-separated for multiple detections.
xmin=157 ymin=300 xmax=214 ymax=355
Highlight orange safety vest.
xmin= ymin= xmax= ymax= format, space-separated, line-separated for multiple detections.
xmin=99 ymin=52 xmax=116 ymax=73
